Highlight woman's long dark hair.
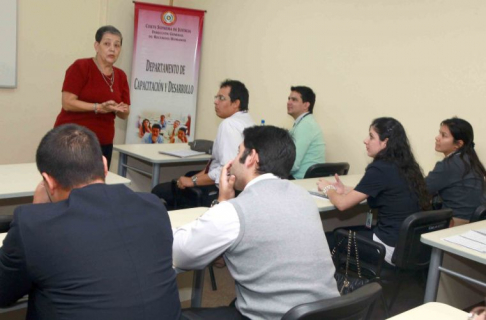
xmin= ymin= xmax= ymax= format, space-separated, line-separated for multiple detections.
xmin=441 ymin=117 xmax=486 ymax=180
xmin=142 ymin=119 xmax=151 ymax=134
xmin=371 ymin=117 xmax=430 ymax=210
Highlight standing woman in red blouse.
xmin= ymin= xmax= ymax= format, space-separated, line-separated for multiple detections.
xmin=54 ymin=26 xmax=130 ymax=168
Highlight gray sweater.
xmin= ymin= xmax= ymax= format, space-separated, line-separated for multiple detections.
xmin=426 ymin=153 xmax=485 ymax=220
xmin=227 ymin=178 xmax=339 ymax=320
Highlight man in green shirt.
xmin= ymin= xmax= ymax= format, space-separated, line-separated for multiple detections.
xmin=287 ymin=86 xmax=326 ymax=179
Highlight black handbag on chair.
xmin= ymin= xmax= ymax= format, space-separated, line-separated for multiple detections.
xmin=332 ymin=230 xmax=370 ymax=295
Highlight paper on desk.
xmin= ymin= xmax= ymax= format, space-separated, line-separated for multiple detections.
xmin=443 ymin=232 xmax=486 ymax=253
xmin=159 ymin=150 xmax=206 ymax=158
xmin=475 ymin=228 xmax=486 ymax=236
xmin=461 ymin=230 xmax=486 ymax=243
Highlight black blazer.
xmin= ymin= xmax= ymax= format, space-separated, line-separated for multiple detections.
xmin=0 ymin=183 xmax=181 ymax=320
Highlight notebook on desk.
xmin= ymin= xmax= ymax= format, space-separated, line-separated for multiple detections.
xmin=159 ymin=150 xmax=206 ymax=158
xmin=443 ymin=229 xmax=486 ymax=253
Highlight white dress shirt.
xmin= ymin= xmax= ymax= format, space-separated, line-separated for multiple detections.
xmin=172 ymin=174 xmax=278 ymax=270
xmin=207 ymin=111 xmax=255 ymax=183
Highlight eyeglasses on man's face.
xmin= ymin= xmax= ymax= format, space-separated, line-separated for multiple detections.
xmin=214 ymin=95 xmax=230 ymax=101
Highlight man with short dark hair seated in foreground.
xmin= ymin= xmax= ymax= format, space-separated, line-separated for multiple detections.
xmin=173 ymin=125 xmax=339 ymax=320
xmin=0 ymin=124 xmax=181 ymax=320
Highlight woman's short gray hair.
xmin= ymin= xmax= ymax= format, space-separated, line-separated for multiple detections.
xmin=95 ymin=25 xmax=123 ymax=45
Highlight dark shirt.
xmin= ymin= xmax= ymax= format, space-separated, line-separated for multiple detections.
xmin=426 ymin=153 xmax=484 ymax=220
xmin=354 ymin=160 xmax=420 ymax=247
xmin=0 ymin=184 xmax=180 ymax=320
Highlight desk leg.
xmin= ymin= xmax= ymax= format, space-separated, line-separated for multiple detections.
xmin=151 ymin=164 xmax=160 ymax=190
xmin=191 ymin=269 xmax=205 ymax=307
xmin=424 ymin=247 xmax=444 ymax=303
xmin=118 ymin=153 xmax=127 ymax=177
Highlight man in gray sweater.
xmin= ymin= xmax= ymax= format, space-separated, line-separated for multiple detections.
xmin=173 ymin=125 xmax=339 ymax=320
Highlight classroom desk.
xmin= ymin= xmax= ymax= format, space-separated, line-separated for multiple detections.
xmin=0 ymin=163 xmax=131 ymax=199
xmin=114 ymin=144 xmax=211 ymax=189
xmin=291 ymin=174 xmax=363 ymax=211
xmin=169 ymin=207 xmax=208 ymax=308
xmin=422 ymin=220 xmax=486 ymax=303
xmin=0 ymin=207 xmax=208 ymax=311
xmin=387 ymin=302 xmax=468 ymax=319
xmin=0 ymin=207 xmax=207 ymax=242
xmin=169 ymin=206 xmax=206 ymax=229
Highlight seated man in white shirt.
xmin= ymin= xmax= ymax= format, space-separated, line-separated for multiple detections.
xmin=174 ymin=125 xmax=339 ymax=320
xmin=152 ymin=79 xmax=255 ymax=209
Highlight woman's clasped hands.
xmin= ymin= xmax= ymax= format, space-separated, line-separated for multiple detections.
xmin=98 ymin=100 xmax=129 ymax=114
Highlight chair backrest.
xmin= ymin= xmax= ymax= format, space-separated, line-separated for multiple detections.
xmin=0 ymin=215 xmax=13 ymax=233
xmin=333 ymin=229 xmax=386 ymax=279
xmin=392 ymin=209 xmax=452 ymax=270
xmin=281 ymin=282 xmax=382 ymax=320
xmin=304 ymin=162 xmax=350 ymax=179
xmin=189 ymin=139 xmax=214 ymax=154
xmin=470 ymin=204 xmax=486 ymax=223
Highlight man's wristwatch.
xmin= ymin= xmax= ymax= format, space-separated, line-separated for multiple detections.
xmin=211 ymin=199 xmax=219 ymax=207
xmin=191 ymin=175 xmax=198 ymax=187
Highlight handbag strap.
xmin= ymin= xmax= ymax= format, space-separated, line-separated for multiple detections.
xmin=332 ymin=230 xmax=363 ymax=279
xmin=331 ymin=237 xmax=346 ymax=258
xmin=352 ymin=231 xmax=363 ymax=279
xmin=345 ymin=230 xmax=352 ymax=277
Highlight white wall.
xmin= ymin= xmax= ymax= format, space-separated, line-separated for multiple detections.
xmin=176 ymin=0 xmax=486 ymax=174
xmin=0 ymin=0 xmax=168 ymax=165
xmin=0 ymin=0 xmax=485 ymax=176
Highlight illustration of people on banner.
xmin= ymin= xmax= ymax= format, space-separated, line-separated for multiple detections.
xmin=136 ymin=113 xmax=191 ymax=144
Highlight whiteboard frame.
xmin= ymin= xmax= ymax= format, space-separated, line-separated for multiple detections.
xmin=0 ymin=0 xmax=18 ymax=88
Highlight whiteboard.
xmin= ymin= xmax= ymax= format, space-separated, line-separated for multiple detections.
xmin=0 ymin=0 xmax=18 ymax=88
